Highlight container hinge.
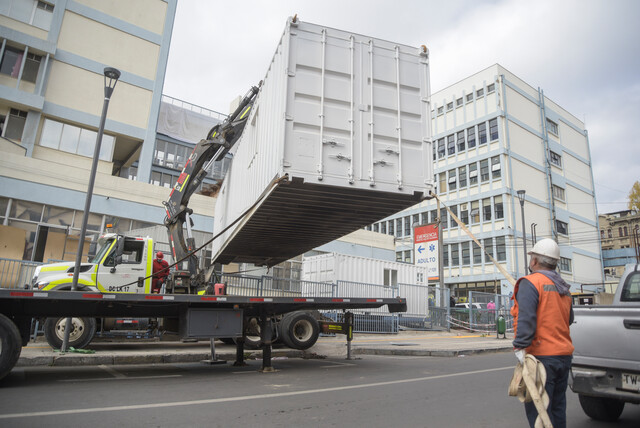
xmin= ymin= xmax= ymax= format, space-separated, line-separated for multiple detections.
xmin=373 ymin=159 xmax=393 ymax=166
xmin=283 ymin=160 xmax=292 ymax=168
xmin=284 ymin=114 xmax=294 ymax=121
xmin=322 ymin=138 xmax=342 ymax=147
xmin=383 ymin=147 xmax=400 ymax=155
xmin=286 ymin=68 xmax=296 ymax=77
xmin=421 ymin=97 xmax=430 ymax=103
xmin=332 ymin=153 xmax=351 ymax=161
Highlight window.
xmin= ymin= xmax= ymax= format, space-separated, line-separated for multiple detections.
xmin=443 ymin=244 xmax=449 ymax=267
xmin=480 ymin=159 xmax=490 ymax=182
xmin=482 ymin=198 xmax=492 ymax=221
xmin=373 ymin=223 xmax=379 ymax=233
xmin=478 ymin=122 xmax=487 ymax=145
xmin=447 ymin=134 xmax=455 ymax=155
xmin=466 ymin=93 xmax=473 ymax=102
xmin=384 ymin=221 xmax=389 ymax=235
xmin=467 ymin=126 xmax=476 ymax=148
xmin=476 ymin=88 xmax=484 ymax=97
xmin=440 ymin=208 xmax=448 ymax=230
xmin=437 ymin=138 xmax=445 ymax=158
xmin=448 ymin=169 xmax=457 ymax=191
xmin=619 ymin=227 xmax=623 ymax=237
xmin=460 ymin=203 xmax=469 ymax=225
xmin=430 ymin=210 xmax=437 ymax=224
xmin=624 ymin=226 xmax=628 ymax=236
xmin=552 ymin=185 xmax=565 ymax=201
xmin=433 ymin=143 xmax=436 ymax=161
xmin=40 ymin=118 xmax=114 ymax=161
xmin=473 ymin=241 xmax=482 ymax=264
xmin=439 ymin=172 xmax=447 ymax=193
xmin=470 ymin=201 xmax=479 ymax=224
xmin=413 ymin=214 xmax=419 ymax=229
xmin=457 ymin=130 xmax=465 ymax=152
xmin=5 ymin=108 xmax=27 ymax=140
xmin=496 ymin=236 xmax=506 ymax=261
xmin=469 ymin=162 xmax=478 ymax=185
xmin=550 ymin=151 xmax=562 ymax=168
xmin=447 ymin=102 xmax=453 ymax=111
xmin=559 ymin=257 xmax=572 ymax=273
xmin=383 ymin=268 xmax=398 ymax=287
xmin=404 ymin=216 xmax=411 ymax=236
xmin=451 ymin=243 xmax=460 ymax=266
xmin=484 ymin=238 xmax=494 ymax=262
xmin=395 ymin=218 xmax=402 ymax=237
xmin=491 ymin=156 xmax=501 ymax=179
xmin=421 ymin=212 xmax=429 ymax=225
xmin=608 ymin=229 xmax=612 ymax=238
xmin=437 ymin=106 xmax=444 ymax=115
xmin=494 ymin=196 xmax=504 ymax=219
xmin=456 ymin=97 xmax=463 ymax=107
xmin=556 ymin=220 xmax=569 ymax=235
xmin=404 ymin=250 xmax=411 ymax=263
xmin=396 ymin=251 xmax=402 ymax=262
xmin=600 ymin=230 xmax=604 ymax=239
xmin=458 ymin=166 xmax=467 ymax=188
xmin=461 ymin=242 xmax=470 ymax=265
xmin=487 ymin=83 xmax=495 ymax=93
xmin=546 ymin=119 xmax=559 ymax=135
xmin=449 ymin=205 xmax=458 ymax=228
xmin=489 ymin=118 xmax=498 ymax=141
xmin=0 ymin=46 xmax=41 ymax=83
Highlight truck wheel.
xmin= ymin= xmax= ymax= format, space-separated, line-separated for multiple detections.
xmin=44 ymin=317 xmax=97 ymax=350
xmin=279 ymin=311 xmax=319 ymax=350
xmin=219 ymin=337 xmax=236 ymax=345
xmin=240 ymin=317 xmax=262 ymax=350
xmin=578 ymin=394 xmax=625 ymax=421
xmin=0 ymin=314 xmax=22 ymax=381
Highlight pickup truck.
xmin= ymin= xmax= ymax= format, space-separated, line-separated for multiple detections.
xmin=569 ymin=263 xmax=640 ymax=421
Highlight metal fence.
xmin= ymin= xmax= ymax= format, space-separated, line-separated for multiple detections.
xmin=448 ymin=290 xmax=514 ymax=334
xmin=0 ymin=258 xmax=41 ymax=289
xmin=397 ymin=284 xmax=450 ymax=331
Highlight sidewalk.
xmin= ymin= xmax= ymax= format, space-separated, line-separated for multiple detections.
xmin=16 ymin=330 xmax=514 ymax=368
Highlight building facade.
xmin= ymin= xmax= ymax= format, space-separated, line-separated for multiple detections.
xmin=599 ymin=210 xmax=640 ymax=277
xmin=0 ymin=0 xmax=222 ymax=263
xmin=367 ymin=64 xmax=603 ymax=298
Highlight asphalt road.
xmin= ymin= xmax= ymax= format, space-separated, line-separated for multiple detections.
xmin=0 ymin=353 xmax=638 ymax=427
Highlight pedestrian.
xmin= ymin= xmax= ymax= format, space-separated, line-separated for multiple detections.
xmin=450 ymin=295 xmax=456 ymax=308
xmin=487 ymin=300 xmax=495 ymax=312
xmin=511 ymin=238 xmax=574 ymax=428
xmin=152 ymin=251 xmax=169 ymax=293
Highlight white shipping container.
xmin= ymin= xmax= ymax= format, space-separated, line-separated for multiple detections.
xmin=213 ymin=17 xmax=433 ymax=266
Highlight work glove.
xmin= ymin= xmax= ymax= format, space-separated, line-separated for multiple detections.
xmin=514 ymin=348 xmax=525 ymax=364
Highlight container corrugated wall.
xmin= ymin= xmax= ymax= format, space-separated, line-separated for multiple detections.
xmin=213 ymin=17 xmax=433 ymax=266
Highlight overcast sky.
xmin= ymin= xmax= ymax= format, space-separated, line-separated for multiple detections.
xmin=163 ymin=0 xmax=640 ymax=215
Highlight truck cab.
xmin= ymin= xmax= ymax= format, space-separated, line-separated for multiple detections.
xmin=31 ymin=233 xmax=154 ymax=294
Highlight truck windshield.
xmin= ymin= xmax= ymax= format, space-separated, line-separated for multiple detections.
xmin=90 ymin=238 xmax=115 ymax=263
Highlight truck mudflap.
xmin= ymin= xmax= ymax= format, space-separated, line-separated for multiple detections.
xmin=387 ymin=300 xmax=408 ymax=313
xmin=570 ymin=365 xmax=640 ymax=404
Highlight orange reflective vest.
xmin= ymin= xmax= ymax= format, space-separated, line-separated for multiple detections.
xmin=511 ymin=272 xmax=574 ymax=356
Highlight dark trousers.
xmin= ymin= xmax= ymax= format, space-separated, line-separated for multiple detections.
xmin=524 ymin=355 xmax=572 ymax=428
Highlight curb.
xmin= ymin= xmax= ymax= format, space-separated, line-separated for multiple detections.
xmin=352 ymin=346 xmax=513 ymax=357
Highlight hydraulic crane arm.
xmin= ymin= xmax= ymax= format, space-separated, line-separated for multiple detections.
xmin=163 ymin=85 xmax=260 ymax=275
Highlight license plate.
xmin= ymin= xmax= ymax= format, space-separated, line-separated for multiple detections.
xmin=621 ymin=372 xmax=640 ymax=392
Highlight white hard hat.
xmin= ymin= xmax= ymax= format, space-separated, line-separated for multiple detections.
xmin=528 ymin=238 xmax=560 ymax=260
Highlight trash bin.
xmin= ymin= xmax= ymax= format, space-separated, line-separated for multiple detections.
xmin=496 ymin=315 xmax=506 ymax=339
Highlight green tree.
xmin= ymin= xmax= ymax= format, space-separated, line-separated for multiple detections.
xmin=629 ymin=181 xmax=640 ymax=212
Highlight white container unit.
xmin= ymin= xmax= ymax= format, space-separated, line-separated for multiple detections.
xmin=213 ymin=17 xmax=433 ymax=266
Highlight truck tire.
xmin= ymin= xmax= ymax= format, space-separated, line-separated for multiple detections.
xmin=279 ymin=311 xmax=319 ymax=350
xmin=219 ymin=337 xmax=236 ymax=345
xmin=0 ymin=314 xmax=22 ymax=381
xmin=578 ymin=394 xmax=625 ymax=421
xmin=44 ymin=317 xmax=97 ymax=350
xmin=240 ymin=317 xmax=262 ymax=349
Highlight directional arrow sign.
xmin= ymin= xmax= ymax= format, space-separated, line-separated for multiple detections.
xmin=414 ymin=224 xmax=439 ymax=280
xmin=418 ymin=245 xmax=424 ymax=254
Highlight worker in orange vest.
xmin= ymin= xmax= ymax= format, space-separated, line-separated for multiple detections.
xmin=511 ymin=238 xmax=574 ymax=428
xmin=152 ymin=251 xmax=169 ymax=293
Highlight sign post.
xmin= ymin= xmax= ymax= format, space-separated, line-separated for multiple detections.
xmin=414 ymin=223 xmax=439 ymax=282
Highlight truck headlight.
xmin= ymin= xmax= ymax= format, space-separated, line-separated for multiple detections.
xmin=36 ymin=281 xmax=50 ymax=290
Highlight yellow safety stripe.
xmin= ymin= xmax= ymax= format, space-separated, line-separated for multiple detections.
xmin=146 ymin=238 xmax=153 ymax=293
xmin=41 ymin=265 xmax=70 ymax=272
xmin=239 ymin=105 xmax=251 ymax=120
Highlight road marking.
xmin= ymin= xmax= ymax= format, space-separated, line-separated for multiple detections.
xmin=99 ymin=365 xmax=126 ymax=378
xmin=59 ymin=375 xmax=182 ymax=383
xmin=1 ymin=366 xmax=512 ymax=420
xmin=320 ymin=361 xmax=355 ymax=368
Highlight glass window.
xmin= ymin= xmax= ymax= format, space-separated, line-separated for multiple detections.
xmin=430 ymin=210 xmax=437 ymax=224
xmin=373 ymin=223 xmax=379 ymax=233
xmin=396 ymin=251 xmax=403 ymax=262
xmin=154 ymin=140 xmax=166 ymax=166
xmin=396 ymin=218 xmax=402 ymax=237
xmin=461 ymin=242 xmax=470 ymax=265
xmin=450 ymin=205 xmax=458 ymax=228
xmin=404 ymin=250 xmax=411 ymax=263
xmin=473 ymin=241 xmax=482 ymax=264
xmin=553 ymin=185 xmax=565 ymax=201
xmin=446 ymin=102 xmax=453 ymax=111
xmin=440 ymin=208 xmax=448 ymax=230
xmin=59 ymin=124 xmax=80 ymax=153
xmin=487 ymin=83 xmax=495 ymax=93
xmin=77 ymin=128 xmax=96 ymax=157
xmin=421 ymin=212 xmax=429 ymax=225
xmin=480 ymin=159 xmax=490 ymax=182
xmin=42 ymin=205 xmax=74 ymax=226
xmin=550 ymin=151 xmax=562 ymax=167
xmin=448 ymin=169 xmax=457 ymax=191
xmin=437 ymin=106 xmax=444 ymax=115
xmin=624 ymin=226 xmax=628 ymax=236
xmin=460 ymin=203 xmax=469 ymax=225
xmin=484 ymin=238 xmax=494 ymax=262
xmin=23 ymin=52 xmax=41 ymax=83
xmin=439 ymin=172 xmax=447 ymax=193
xmin=437 ymin=138 xmax=445 ymax=158
xmin=40 ymin=119 xmax=63 ymax=149
xmin=13 ymin=200 xmax=43 ymax=222
xmin=412 ymin=214 xmax=419 ymax=229
xmin=478 ymin=123 xmax=487 ymax=145
xmin=470 ymin=201 xmax=479 ymax=224
xmin=6 ymin=109 xmax=27 ymax=140
xmin=38 ymin=119 xmax=114 ymax=161
xmin=466 ymin=93 xmax=473 ymax=102
xmin=607 ymin=229 xmax=612 ymax=238
xmin=546 ymin=119 xmax=559 ymax=135
xmin=382 ymin=221 xmax=388 ymax=235
xmin=443 ymin=244 xmax=449 ymax=267
xmin=476 ymin=88 xmax=484 ymax=97
xmin=151 ymin=171 xmax=161 ymax=186
xmin=457 ymin=130 xmax=465 ymax=152
xmin=482 ymin=198 xmax=492 ymax=222
xmin=489 ymin=118 xmax=498 ymax=141
xmin=0 ymin=47 xmax=22 ymax=78
xmin=383 ymin=269 xmax=398 ymax=287
xmin=494 ymin=196 xmax=504 ymax=219
xmin=467 ymin=126 xmax=476 ymax=148
xmin=456 ymin=97 xmax=463 ymax=107
xmin=458 ymin=166 xmax=467 ymax=188
xmin=556 ymin=220 xmax=569 ymax=235
xmin=496 ymin=236 xmax=506 ymax=261
xmin=469 ymin=162 xmax=478 ymax=185
xmin=447 ymin=134 xmax=455 ymax=155
xmin=491 ymin=156 xmax=501 ymax=179
xmin=559 ymin=257 xmax=572 ymax=272
xmin=451 ymin=243 xmax=460 ymax=266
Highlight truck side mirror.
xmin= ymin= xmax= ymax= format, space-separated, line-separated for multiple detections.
xmin=115 ymin=237 xmax=125 ymax=257
xmin=115 ymin=255 xmax=123 ymax=265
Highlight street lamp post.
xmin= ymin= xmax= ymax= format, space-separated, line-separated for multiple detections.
xmin=61 ymin=67 xmax=121 ymax=352
xmin=517 ymin=189 xmax=527 ymax=277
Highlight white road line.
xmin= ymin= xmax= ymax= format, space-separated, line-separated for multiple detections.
xmin=58 ymin=375 xmax=182 ymax=383
xmin=320 ymin=361 xmax=355 ymax=368
xmin=2 ymin=366 xmax=512 ymax=420
xmin=99 ymin=365 xmax=126 ymax=378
